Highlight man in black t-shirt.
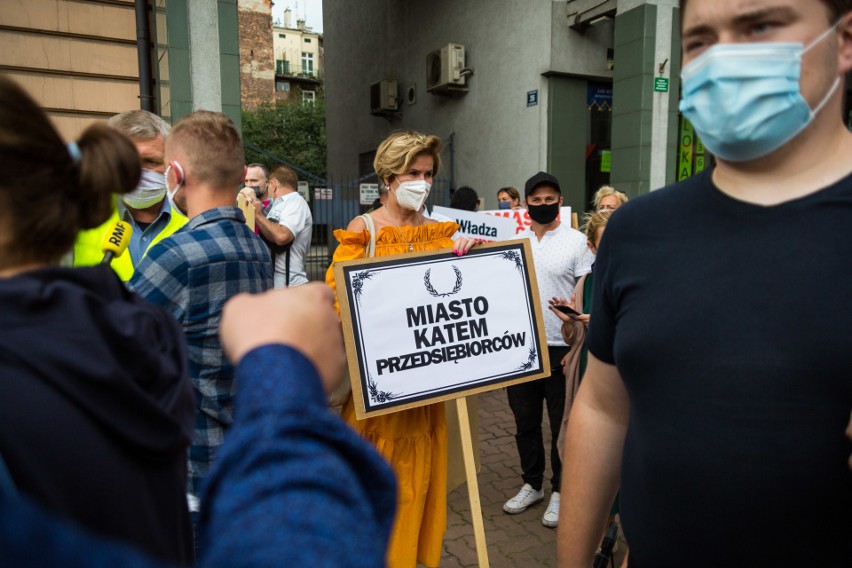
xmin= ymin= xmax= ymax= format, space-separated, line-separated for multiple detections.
xmin=558 ymin=1 xmax=852 ymax=567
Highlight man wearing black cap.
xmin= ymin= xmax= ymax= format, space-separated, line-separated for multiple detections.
xmin=502 ymin=171 xmax=594 ymax=528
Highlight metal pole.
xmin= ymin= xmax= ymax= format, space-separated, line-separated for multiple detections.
xmin=135 ymin=0 xmax=154 ymax=111
xmin=448 ymin=131 xmax=456 ymax=191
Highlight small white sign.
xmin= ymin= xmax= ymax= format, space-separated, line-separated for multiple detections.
xmin=431 ymin=206 xmax=517 ymax=241
xmin=314 ymin=187 xmax=333 ymax=200
xmin=297 ymin=181 xmax=310 ymax=201
xmin=360 ymin=183 xmax=379 ymax=205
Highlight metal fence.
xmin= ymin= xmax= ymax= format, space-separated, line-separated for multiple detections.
xmin=303 ymin=177 xmax=452 ymax=282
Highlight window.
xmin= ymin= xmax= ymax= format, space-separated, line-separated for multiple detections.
xmin=276 ymin=80 xmax=290 ymax=92
xmin=302 ymin=90 xmax=316 ymax=105
xmin=301 ymin=52 xmax=314 ymax=76
xmin=304 ymin=38 xmax=312 ymax=43
xmin=278 ymin=33 xmax=286 ymax=38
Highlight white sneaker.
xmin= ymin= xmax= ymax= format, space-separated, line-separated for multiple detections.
xmin=542 ymin=491 xmax=560 ymax=528
xmin=503 ymin=483 xmax=544 ymax=514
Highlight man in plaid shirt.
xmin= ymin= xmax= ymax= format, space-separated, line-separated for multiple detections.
xmin=131 ymin=111 xmax=272 ymax=539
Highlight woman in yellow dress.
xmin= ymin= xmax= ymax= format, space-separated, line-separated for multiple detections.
xmin=326 ymin=130 xmax=476 ymax=567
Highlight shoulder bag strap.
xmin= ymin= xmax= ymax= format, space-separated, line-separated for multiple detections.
xmin=359 ymin=214 xmax=377 ymax=258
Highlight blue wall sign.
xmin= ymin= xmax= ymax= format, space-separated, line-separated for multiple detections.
xmin=527 ymin=90 xmax=538 ymax=107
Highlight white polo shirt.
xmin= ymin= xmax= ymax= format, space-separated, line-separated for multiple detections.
xmin=520 ymin=223 xmax=595 ymax=346
xmin=267 ymin=192 xmax=313 ymax=287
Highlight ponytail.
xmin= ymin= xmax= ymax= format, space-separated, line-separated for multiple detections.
xmin=0 ymin=74 xmax=140 ymax=267
xmin=75 ymin=124 xmax=140 ymax=229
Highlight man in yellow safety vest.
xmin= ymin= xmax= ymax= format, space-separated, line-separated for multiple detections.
xmin=73 ymin=110 xmax=187 ymax=280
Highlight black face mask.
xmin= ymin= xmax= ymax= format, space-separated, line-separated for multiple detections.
xmin=527 ymin=202 xmax=560 ymax=225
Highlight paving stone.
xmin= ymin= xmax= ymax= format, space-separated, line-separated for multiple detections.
xmin=442 ymin=389 xmax=560 ymax=567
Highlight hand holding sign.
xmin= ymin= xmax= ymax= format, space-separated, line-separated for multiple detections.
xmin=334 ymin=239 xmax=550 ymax=418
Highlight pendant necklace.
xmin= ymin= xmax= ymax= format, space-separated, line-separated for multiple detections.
xmin=396 ymin=226 xmax=414 ymax=252
xmin=389 ymin=210 xmax=421 ymax=252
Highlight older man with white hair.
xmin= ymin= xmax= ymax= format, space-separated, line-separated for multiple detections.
xmin=73 ymin=110 xmax=188 ymax=280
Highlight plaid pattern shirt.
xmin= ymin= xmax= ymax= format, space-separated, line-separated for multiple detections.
xmin=130 ymin=207 xmax=273 ymax=507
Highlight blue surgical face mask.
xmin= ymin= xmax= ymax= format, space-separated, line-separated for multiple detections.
xmin=498 ymin=201 xmax=511 ymax=210
xmin=679 ymin=23 xmax=841 ymax=163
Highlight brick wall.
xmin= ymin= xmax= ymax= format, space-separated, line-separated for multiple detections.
xmin=238 ymin=0 xmax=274 ymax=110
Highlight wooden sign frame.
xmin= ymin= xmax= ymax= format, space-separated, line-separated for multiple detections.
xmin=334 ymin=239 xmax=550 ymax=420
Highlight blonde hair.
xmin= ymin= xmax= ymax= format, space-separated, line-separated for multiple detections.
xmin=592 ymin=185 xmax=628 ymax=209
xmin=374 ymin=130 xmax=442 ymax=186
xmin=169 ymin=111 xmax=245 ymax=189
xmin=582 ymin=210 xmax=611 ymax=245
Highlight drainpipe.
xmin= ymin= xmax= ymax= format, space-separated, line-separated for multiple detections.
xmin=135 ymin=0 xmax=154 ymax=112
xmin=448 ymin=131 xmax=456 ymax=190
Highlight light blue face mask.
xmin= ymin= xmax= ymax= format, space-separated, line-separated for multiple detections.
xmin=679 ymin=23 xmax=841 ymax=163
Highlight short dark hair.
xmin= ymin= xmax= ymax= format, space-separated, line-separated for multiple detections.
xmin=680 ymin=0 xmax=851 ymax=20
xmin=246 ymin=163 xmax=269 ymax=179
xmin=450 ymin=186 xmax=479 ymax=211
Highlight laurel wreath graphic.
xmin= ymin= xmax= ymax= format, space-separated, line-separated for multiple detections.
xmin=499 ymin=250 xmax=524 ymax=274
xmin=352 ymin=270 xmax=376 ymax=306
xmin=515 ymin=346 xmax=538 ymax=372
xmin=424 ymin=265 xmax=463 ymax=297
xmin=367 ymin=374 xmax=398 ymax=403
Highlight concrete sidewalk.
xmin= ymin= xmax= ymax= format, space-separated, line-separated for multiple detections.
xmin=439 ymin=388 xmax=627 ymax=567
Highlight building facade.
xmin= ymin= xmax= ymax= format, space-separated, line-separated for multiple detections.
xmin=272 ymin=8 xmax=323 ymax=105
xmin=323 ymin=0 xmax=688 ymax=212
xmin=0 ymin=0 xmax=243 ymax=139
xmin=238 ymin=0 xmax=275 ymax=110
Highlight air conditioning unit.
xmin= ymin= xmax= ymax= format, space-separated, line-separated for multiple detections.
xmin=426 ymin=43 xmax=468 ymax=94
xmin=370 ymin=79 xmax=398 ymax=114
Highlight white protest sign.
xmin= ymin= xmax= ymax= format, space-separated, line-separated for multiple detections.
xmin=482 ymin=207 xmax=573 ymax=234
xmin=335 ymin=240 xmax=549 ymax=418
xmin=431 ymin=205 xmax=518 ymax=242
xmin=360 ymin=183 xmax=379 ymax=205
xmin=297 ymin=181 xmax=310 ymax=201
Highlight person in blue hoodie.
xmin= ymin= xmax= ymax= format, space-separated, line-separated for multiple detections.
xmin=0 ymin=76 xmax=396 ymax=567
xmin=0 ymin=75 xmax=195 ymax=564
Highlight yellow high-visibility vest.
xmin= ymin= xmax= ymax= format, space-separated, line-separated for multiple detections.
xmin=73 ymin=207 xmax=188 ymax=281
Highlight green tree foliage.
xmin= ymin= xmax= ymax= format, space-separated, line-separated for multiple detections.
xmin=241 ymin=96 xmax=326 ymax=179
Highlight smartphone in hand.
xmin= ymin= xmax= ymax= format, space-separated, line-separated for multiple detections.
xmin=553 ymin=305 xmax=581 ymax=318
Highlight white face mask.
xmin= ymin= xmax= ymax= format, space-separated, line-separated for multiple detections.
xmin=393 ymin=179 xmax=431 ymax=211
xmin=164 ymin=163 xmax=188 ymax=217
xmin=122 ymin=169 xmax=167 ymax=209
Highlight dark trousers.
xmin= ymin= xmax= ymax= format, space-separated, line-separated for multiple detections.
xmin=506 ymin=345 xmax=568 ymax=493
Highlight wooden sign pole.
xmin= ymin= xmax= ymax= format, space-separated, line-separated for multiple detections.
xmin=455 ymin=396 xmax=489 ymax=567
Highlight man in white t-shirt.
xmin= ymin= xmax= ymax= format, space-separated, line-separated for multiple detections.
xmin=252 ymin=165 xmax=313 ymax=287
xmin=503 ymin=171 xmax=594 ymax=529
